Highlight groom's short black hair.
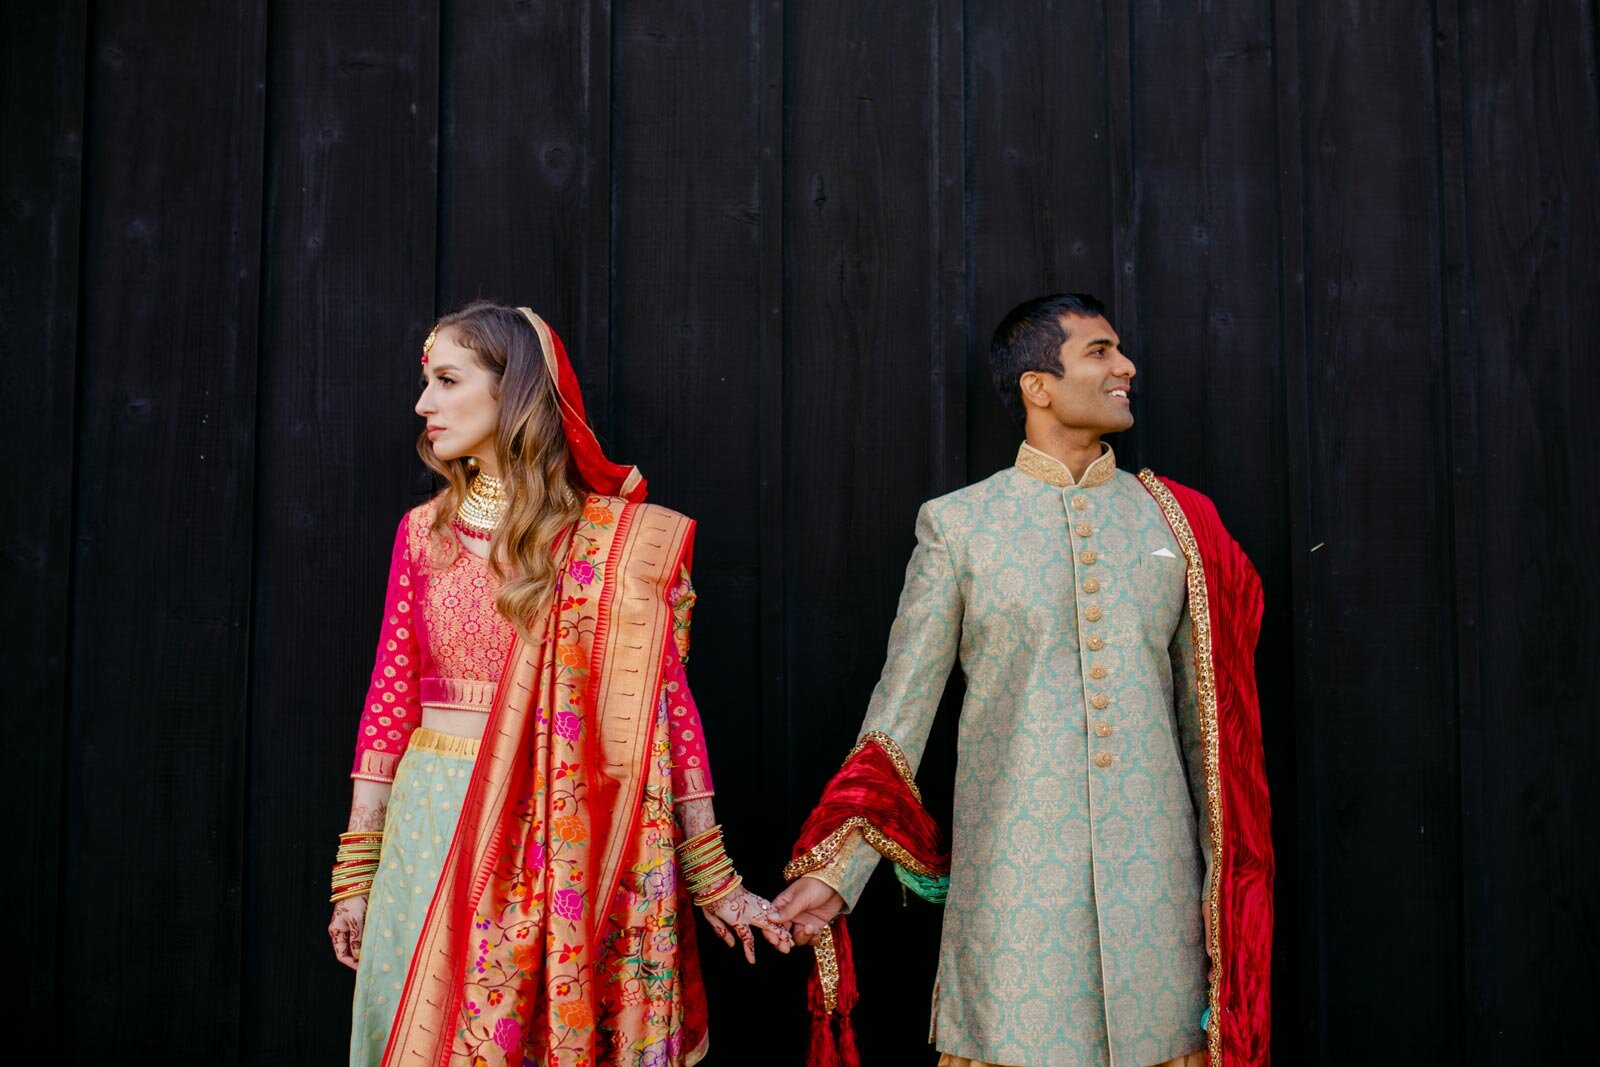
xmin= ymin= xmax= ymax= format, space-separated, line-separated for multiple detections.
xmin=989 ymin=293 xmax=1109 ymax=425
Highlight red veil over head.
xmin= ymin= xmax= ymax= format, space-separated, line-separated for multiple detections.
xmin=515 ymin=306 xmax=648 ymax=504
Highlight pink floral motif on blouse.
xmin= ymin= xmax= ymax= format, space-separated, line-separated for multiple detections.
xmin=661 ymin=628 xmax=714 ymax=801
xmin=351 ymin=502 xmax=715 ymax=802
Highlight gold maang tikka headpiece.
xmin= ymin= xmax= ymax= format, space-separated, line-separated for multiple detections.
xmin=421 ymin=322 xmax=439 ymax=363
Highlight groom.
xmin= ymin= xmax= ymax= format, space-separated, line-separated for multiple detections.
xmin=774 ymin=293 xmax=1273 ymax=1067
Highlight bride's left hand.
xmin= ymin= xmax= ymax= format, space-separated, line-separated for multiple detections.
xmin=700 ymin=885 xmax=793 ymax=964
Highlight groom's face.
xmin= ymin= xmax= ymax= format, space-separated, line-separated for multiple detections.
xmin=1022 ymin=313 xmax=1137 ymax=435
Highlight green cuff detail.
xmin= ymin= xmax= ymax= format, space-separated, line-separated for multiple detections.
xmin=893 ymin=863 xmax=949 ymax=904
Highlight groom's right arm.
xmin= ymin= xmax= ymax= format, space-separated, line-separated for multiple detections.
xmin=808 ymin=499 xmax=964 ymax=910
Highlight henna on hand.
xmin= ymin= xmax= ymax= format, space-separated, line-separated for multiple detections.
xmin=701 ymin=886 xmax=792 ymax=962
xmin=329 ymin=895 xmax=368 ymax=971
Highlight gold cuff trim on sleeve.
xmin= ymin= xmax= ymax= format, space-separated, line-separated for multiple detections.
xmin=349 ymin=772 xmax=396 ymax=784
xmin=356 ymin=748 xmax=400 ymax=780
xmin=850 ymin=730 xmax=923 ymax=803
xmin=783 ymin=816 xmax=940 ymax=882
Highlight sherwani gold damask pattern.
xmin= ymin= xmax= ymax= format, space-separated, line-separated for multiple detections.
xmin=829 ymin=444 xmax=1212 ymax=1067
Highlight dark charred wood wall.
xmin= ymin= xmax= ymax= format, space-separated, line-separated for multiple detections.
xmin=3 ymin=1 xmax=1596 ymax=1063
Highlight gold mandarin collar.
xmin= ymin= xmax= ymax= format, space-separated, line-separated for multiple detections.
xmin=1014 ymin=441 xmax=1118 ymax=488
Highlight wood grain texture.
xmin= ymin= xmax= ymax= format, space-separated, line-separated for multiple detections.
xmin=782 ymin=3 xmax=958 ymax=1061
xmin=437 ymin=0 xmax=610 ymax=406
xmin=966 ymin=0 xmax=1117 ymax=478
xmin=65 ymin=0 xmax=268 ymax=1056
xmin=242 ymin=1 xmax=439 ymax=1061
xmin=1298 ymin=2 xmax=1462 ymax=1057
xmin=609 ymin=0 xmax=777 ymax=1041
xmin=0 ymin=0 xmax=85 ymax=1026
xmin=12 ymin=2 xmax=1599 ymax=1061
xmin=1456 ymin=0 xmax=1600 ymax=1057
xmin=1271 ymin=0 xmax=1325 ymax=1056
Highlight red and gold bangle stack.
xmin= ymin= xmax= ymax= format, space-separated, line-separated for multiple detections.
xmin=677 ymin=824 xmax=742 ymax=907
xmin=330 ymin=831 xmax=384 ymax=903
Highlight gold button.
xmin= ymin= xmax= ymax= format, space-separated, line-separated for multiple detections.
xmin=1072 ymin=496 xmax=1089 ymax=511
xmin=1080 ymin=550 xmax=1097 ymax=565
xmin=1076 ymin=523 xmax=1093 ymax=537
xmin=1094 ymin=721 xmax=1113 ymax=738
xmin=1083 ymin=578 xmax=1101 ymax=593
xmin=1094 ymin=752 xmax=1114 ymax=768
xmin=1090 ymin=664 xmax=1107 ymax=680
xmin=1086 ymin=635 xmax=1105 ymax=651
xmin=1085 ymin=605 xmax=1103 ymax=622
xmin=1091 ymin=694 xmax=1109 ymax=710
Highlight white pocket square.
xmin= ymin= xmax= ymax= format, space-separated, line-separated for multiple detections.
xmin=1151 ymin=547 xmax=1177 ymax=559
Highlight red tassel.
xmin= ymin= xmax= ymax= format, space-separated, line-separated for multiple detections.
xmin=806 ymin=1009 xmax=837 ymax=1067
xmin=802 ymin=919 xmax=864 ymax=1067
xmin=832 ymin=919 xmax=859 ymax=1015
xmin=805 ymin=938 xmax=839 ymax=1067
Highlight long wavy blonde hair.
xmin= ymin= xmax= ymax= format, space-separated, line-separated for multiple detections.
xmin=417 ymin=301 xmax=584 ymax=642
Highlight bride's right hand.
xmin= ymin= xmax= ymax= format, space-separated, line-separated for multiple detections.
xmin=329 ymin=895 xmax=368 ymax=971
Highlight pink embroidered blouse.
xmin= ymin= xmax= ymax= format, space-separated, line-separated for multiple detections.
xmin=351 ymin=503 xmax=716 ymax=801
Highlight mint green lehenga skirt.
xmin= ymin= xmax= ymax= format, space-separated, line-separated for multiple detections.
xmin=349 ymin=728 xmax=480 ymax=1067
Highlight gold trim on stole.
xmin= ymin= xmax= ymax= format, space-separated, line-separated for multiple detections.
xmin=781 ymin=732 xmax=935 ymax=881
xmin=1138 ymin=469 xmax=1224 ymax=1065
xmin=588 ymin=504 xmax=695 ymax=931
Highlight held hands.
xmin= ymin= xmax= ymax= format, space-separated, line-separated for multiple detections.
xmin=770 ymin=876 xmax=845 ymax=947
xmin=328 ymin=894 xmax=368 ymax=970
xmin=698 ymin=885 xmax=793 ymax=964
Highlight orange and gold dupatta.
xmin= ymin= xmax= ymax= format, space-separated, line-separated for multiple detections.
xmin=382 ymin=497 xmax=704 ymax=1067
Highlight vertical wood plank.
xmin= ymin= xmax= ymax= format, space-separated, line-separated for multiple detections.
xmin=243 ymin=1 xmax=439 ymax=1061
xmin=754 ymin=0 xmax=787 ymax=926
xmin=934 ymin=0 xmax=968 ymax=495
xmin=65 ymin=0 xmax=269 ymax=1056
xmin=1125 ymin=0 xmax=1300 ymax=1055
xmin=966 ymin=1 xmax=1116 ymax=476
xmin=0 ymin=0 xmax=86 ymax=1025
xmin=1298 ymin=2 xmax=1462 ymax=1055
xmin=1270 ymin=0 xmax=1323 ymax=1057
xmin=782 ymin=1 xmax=956 ymax=1060
xmin=1431 ymin=0 xmax=1483 ymax=1056
xmin=436 ymin=0 xmax=610 ymax=407
xmin=610 ymin=0 xmax=772 ymax=1053
xmin=1457 ymin=0 xmax=1600 ymax=1057
xmin=1103 ymin=0 xmax=1140 ymax=466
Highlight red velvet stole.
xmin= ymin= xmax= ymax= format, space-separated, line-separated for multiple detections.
xmin=1143 ymin=473 xmax=1273 ymax=1067
xmin=784 ymin=732 xmax=949 ymax=1067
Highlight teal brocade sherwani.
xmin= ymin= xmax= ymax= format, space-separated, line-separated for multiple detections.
xmin=831 ymin=443 xmax=1212 ymax=1067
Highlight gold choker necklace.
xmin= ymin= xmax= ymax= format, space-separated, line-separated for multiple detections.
xmin=456 ymin=472 xmax=508 ymax=537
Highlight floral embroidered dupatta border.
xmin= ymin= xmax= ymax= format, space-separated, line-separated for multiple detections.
xmin=382 ymin=498 xmax=700 ymax=1067
xmin=1139 ymin=471 xmax=1273 ymax=1067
